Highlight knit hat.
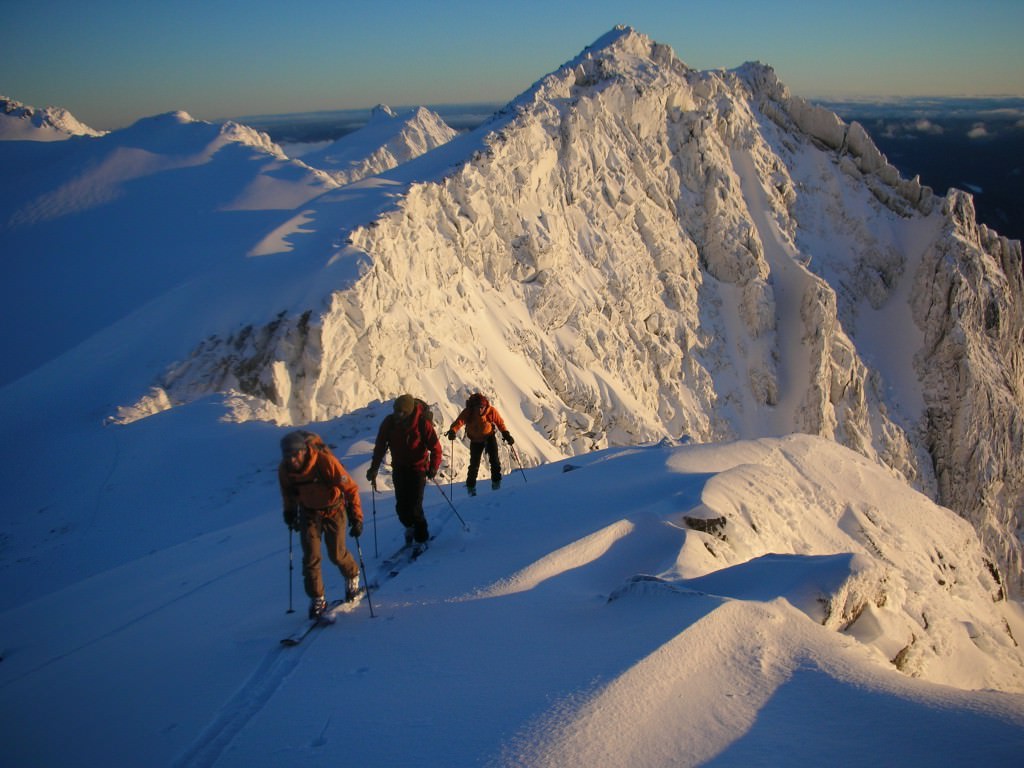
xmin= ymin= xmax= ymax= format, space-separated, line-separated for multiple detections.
xmin=280 ymin=431 xmax=308 ymax=457
xmin=393 ymin=394 xmax=415 ymax=418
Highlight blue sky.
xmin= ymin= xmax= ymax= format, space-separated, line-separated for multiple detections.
xmin=3 ymin=0 xmax=1023 ymax=130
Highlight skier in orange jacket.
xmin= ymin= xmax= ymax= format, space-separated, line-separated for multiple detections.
xmin=279 ymin=431 xmax=364 ymax=618
xmin=445 ymin=392 xmax=514 ymax=495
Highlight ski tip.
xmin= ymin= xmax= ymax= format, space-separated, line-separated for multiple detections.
xmin=280 ymin=637 xmax=300 ymax=647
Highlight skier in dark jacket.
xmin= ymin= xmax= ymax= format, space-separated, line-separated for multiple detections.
xmin=279 ymin=431 xmax=364 ymax=619
xmin=366 ymin=395 xmax=443 ymax=549
xmin=445 ymin=392 xmax=514 ymax=495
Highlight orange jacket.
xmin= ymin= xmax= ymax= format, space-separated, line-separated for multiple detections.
xmin=279 ymin=448 xmax=363 ymax=523
xmin=449 ymin=402 xmax=508 ymax=443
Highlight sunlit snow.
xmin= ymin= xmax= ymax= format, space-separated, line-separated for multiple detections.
xmin=2 ymin=26 xmax=1023 ymax=768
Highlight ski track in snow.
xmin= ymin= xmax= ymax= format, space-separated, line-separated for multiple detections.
xmin=171 ymin=641 xmax=306 ymax=768
xmin=0 ymin=549 xmax=280 ymax=691
xmin=169 ymin=503 xmax=460 ymax=767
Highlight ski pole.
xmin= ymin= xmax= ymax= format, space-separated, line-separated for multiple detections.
xmin=431 ymin=475 xmax=469 ymax=531
xmin=508 ymin=443 xmax=527 ymax=483
xmin=448 ymin=435 xmax=455 ymax=498
xmin=353 ymin=535 xmax=376 ymax=618
xmin=371 ymin=484 xmax=379 ymax=558
xmin=287 ymin=529 xmax=295 ymax=614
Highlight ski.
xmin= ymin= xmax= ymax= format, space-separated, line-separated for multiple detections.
xmin=379 ymin=542 xmax=413 ymax=571
xmin=280 ymin=588 xmax=372 ymax=647
xmin=280 ymin=602 xmax=342 ymax=647
xmin=387 ymin=540 xmax=428 ymax=577
xmin=367 ymin=532 xmax=438 ymax=587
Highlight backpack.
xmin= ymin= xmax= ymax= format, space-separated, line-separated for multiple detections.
xmin=414 ymin=398 xmax=435 ymax=428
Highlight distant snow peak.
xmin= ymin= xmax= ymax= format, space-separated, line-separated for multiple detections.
xmin=0 ymin=94 xmax=105 ymax=140
xmin=295 ymin=104 xmax=457 ymax=186
xmin=218 ymin=120 xmax=287 ymax=159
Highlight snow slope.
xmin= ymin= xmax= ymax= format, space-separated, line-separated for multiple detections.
xmin=1 ymin=425 xmax=1022 ymax=767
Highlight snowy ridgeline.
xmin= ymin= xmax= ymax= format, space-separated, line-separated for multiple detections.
xmin=1 ymin=32 xmax=1022 ymax=596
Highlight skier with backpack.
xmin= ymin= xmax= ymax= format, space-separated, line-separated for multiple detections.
xmin=279 ymin=430 xmax=364 ymax=619
xmin=445 ymin=392 xmax=514 ymax=496
xmin=366 ymin=394 xmax=443 ymax=551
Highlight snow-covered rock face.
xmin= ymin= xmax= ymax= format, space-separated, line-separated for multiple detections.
xmin=912 ymin=192 xmax=1024 ymax=599
xmin=130 ymin=28 xmax=1024 ymax=596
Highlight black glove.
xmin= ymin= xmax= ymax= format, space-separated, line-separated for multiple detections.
xmin=283 ymin=508 xmax=300 ymax=531
xmin=349 ymin=519 xmax=363 ymax=538
xmin=445 ymin=429 xmax=456 ymax=440
xmin=426 ymin=467 xmax=437 ymax=480
xmin=502 ymin=431 xmax=514 ymax=445
xmin=366 ymin=467 xmax=377 ymax=483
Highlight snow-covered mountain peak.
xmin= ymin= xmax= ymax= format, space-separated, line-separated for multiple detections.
xmin=117 ymin=26 xmax=1024 ymax=598
xmin=576 ymin=24 xmax=668 ymax=66
xmin=0 ymin=94 xmax=105 ymax=140
xmin=297 ymin=103 xmax=458 ymax=185
xmin=370 ymin=103 xmax=398 ymax=121
xmin=114 ymin=109 xmax=288 ymax=159
xmin=505 ymin=25 xmax=686 ymax=115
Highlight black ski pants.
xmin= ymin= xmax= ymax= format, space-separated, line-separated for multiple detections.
xmin=466 ymin=433 xmax=501 ymax=488
xmin=392 ymin=465 xmax=430 ymax=543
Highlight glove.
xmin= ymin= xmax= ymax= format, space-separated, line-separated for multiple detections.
xmin=283 ymin=508 xmax=300 ymax=531
xmin=502 ymin=431 xmax=514 ymax=445
xmin=445 ymin=429 xmax=456 ymax=440
xmin=349 ymin=519 xmax=363 ymax=538
xmin=366 ymin=467 xmax=377 ymax=483
xmin=426 ymin=467 xmax=437 ymax=480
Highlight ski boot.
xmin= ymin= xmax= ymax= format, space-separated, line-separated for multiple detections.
xmin=345 ymin=576 xmax=361 ymax=602
xmin=309 ymin=595 xmax=327 ymax=620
